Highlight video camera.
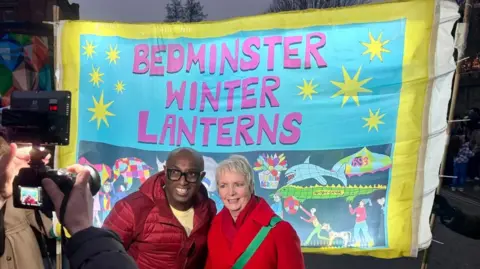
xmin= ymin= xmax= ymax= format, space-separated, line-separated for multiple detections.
xmin=1 ymin=91 xmax=100 ymax=213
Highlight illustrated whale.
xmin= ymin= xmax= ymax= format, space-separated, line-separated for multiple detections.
xmin=285 ymin=156 xmax=348 ymax=186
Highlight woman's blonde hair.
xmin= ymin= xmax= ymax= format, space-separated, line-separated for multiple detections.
xmin=216 ymin=155 xmax=255 ymax=194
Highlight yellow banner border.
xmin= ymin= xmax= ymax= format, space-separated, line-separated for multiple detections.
xmin=58 ymin=0 xmax=436 ymax=258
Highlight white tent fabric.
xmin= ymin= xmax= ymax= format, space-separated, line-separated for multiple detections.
xmin=417 ymin=0 xmax=459 ymax=250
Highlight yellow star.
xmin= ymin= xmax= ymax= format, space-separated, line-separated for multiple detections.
xmin=331 ymin=66 xmax=372 ymax=107
xmin=362 ymin=109 xmax=385 ymax=132
xmin=361 ymin=32 xmax=390 ymax=62
xmin=89 ymin=65 xmax=104 ymax=88
xmin=82 ymin=40 xmax=97 ymax=59
xmin=106 ymin=44 xmax=120 ymax=64
xmin=114 ymin=80 xmax=126 ymax=94
xmin=88 ymin=90 xmax=115 ymax=130
xmin=297 ymin=79 xmax=318 ymax=100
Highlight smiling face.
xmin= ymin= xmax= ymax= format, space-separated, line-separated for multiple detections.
xmin=217 ymin=171 xmax=252 ymax=219
xmin=164 ymin=149 xmax=204 ymax=211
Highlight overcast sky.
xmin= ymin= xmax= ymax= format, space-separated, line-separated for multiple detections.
xmin=70 ymin=0 xmax=271 ymax=22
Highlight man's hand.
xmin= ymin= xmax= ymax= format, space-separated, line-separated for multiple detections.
xmin=42 ymin=164 xmax=93 ymax=235
xmin=0 ymin=144 xmax=50 ymax=201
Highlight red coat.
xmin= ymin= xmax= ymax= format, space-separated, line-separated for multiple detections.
xmin=205 ymin=197 xmax=305 ymax=269
xmin=103 ymin=171 xmax=217 ymax=269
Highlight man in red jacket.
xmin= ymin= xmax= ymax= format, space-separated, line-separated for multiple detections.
xmin=103 ymin=148 xmax=217 ymax=269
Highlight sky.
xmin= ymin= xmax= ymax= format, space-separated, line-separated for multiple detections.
xmin=70 ymin=0 xmax=272 ymax=22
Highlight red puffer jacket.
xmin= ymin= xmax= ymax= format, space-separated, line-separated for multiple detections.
xmin=103 ymin=171 xmax=217 ymax=269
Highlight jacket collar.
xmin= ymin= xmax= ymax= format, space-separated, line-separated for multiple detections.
xmin=220 ymin=196 xmax=275 ymax=228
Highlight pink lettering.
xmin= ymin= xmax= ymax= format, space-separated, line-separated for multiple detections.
xmin=235 ymin=115 xmax=255 ymax=146
xmin=176 ymin=116 xmax=197 ymax=146
xmin=159 ymin=114 xmax=176 ymax=145
xmin=217 ymin=117 xmax=234 ymax=146
xmin=241 ymin=77 xmax=258 ymax=109
xmin=167 ymin=44 xmax=184 ymax=74
xmin=165 ymin=81 xmax=186 ymax=110
xmin=283 ymin=36 xmax=302 ymax=69
xmin=240 ymin=37 xmax=260 ymax=71
xmin=305 ymin=33 xmax=327 ymax=68
xmin=280 ymin=112 xmax=302 ymax=144
xmin=133 ymin=44 xmax=149 ymax=74
xmin=209 ymin=44 xmax=217 ymax=74
xmin=260 ymin=76 xmax=280 ymax=108
xmin=200 ymin=82 xmax=221 ymax=112
xmin=200 ymin=117 xmax=217 ymax=146
xmin=150 ymin=45 xmax=166 ymax=76
xmin=220 ymin=39 xmax=239 ymax=75
xmin=263 ymin=36 xmax=282 ymax=71
xmin=186 ymin=43 xmax=206 ymax=73
xmin=137 ymin=111 xmax=157 ymax=143
xmin=257 ymin=114 xmax=279 ymax=145
xmin=189 ymin=82 xmax=197 ymax=110
xmin=224 ymin=80 xmax=241 ymax=111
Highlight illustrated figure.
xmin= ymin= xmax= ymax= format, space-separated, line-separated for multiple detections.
xmin=112 ymin=157 xmax=152 ymax=191
xmin=300 ymin=206 xmax=323 ymax=245
xmin=321 ymin=223 xmax=352 ymax=248
xmin=270 ymin=193 xmax=283 ymax=219
xmin=349 ymin=199 xmax=374 ymax=247
xmin=370 ymin=192 xmax=386 ymax=245
xmin=99 ymin=180 xmax=113 ymax=222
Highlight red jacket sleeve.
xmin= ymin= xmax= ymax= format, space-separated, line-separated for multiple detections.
xmin=102 ymin=199 xmax=135 ymax=249
xmin=274 ymin=221 xmax=305 ymax=269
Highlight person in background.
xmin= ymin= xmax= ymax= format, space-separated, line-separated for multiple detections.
xmin=433 ymin=194 xmax=480 ymax=240
xmin=103 ymin=148 xmax=216 ymax=269
xmin=452 ymin=135 xmax=475 ymax=191
xmin=205 ymin=155 xmax=305 ymax=269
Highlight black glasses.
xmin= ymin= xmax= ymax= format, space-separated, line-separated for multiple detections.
xmin=166 ymin=168 xmax=202 ymax=183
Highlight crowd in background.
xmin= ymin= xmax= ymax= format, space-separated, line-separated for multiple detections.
xmin=445 ymin=108 xmax=480 ymax=191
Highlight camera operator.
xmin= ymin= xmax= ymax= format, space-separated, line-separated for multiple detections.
xmin=0 ymin=142 xmax=138 ymax=269
xmin=0 ymin=140 xmax=56 ymax=269
xmin=42 ymin=164 xmax=139 ymax=269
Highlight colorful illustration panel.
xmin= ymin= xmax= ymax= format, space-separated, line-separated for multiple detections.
xmin=80 ymin=141 xmax=390 ymax=249
xmin=58 ymin=0 xmax=436 ymax=258
xmin=0 ymin=33 xmax=53 ymax=107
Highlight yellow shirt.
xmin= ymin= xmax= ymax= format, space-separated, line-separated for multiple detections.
xmin=170 ymin=206 xmax=194 ymax=236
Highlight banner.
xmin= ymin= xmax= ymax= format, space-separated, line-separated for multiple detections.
xmin=57 ymin=0 xmax=442 ymax=258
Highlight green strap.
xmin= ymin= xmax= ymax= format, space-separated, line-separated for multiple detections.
xmin=232 ymin=216 xmax=282 ymax=269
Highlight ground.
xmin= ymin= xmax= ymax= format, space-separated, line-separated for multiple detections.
xmin=304 ymin=187 xmax=480 ymax=269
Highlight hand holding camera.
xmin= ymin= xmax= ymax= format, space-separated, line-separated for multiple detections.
xmin=0 ymin=143 xmax=50 ymax=202
xmin=1 ymin=91 xmax=101 ymax=236
xmin=42 ymin=165 xmax=94 ymax=235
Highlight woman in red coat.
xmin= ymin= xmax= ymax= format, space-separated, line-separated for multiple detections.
xmin=205 ymin=155 xmax=305 ymax=269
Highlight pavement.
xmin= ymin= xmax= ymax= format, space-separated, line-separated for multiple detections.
xmin=304 ymin=188 xmax=480 ymax=269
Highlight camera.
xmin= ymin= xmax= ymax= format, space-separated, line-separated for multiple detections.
xmin=1 ymin=91 xmax=100 ymax=213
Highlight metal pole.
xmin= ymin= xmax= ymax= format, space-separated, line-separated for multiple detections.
xmin=420 ymin=0 xmax=473 ymax=268
xmin=52 ymin=5 xmax=63 ymax=269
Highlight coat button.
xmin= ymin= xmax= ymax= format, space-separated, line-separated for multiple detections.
xmin=6 ymin=256 xmax=11 ymax=261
